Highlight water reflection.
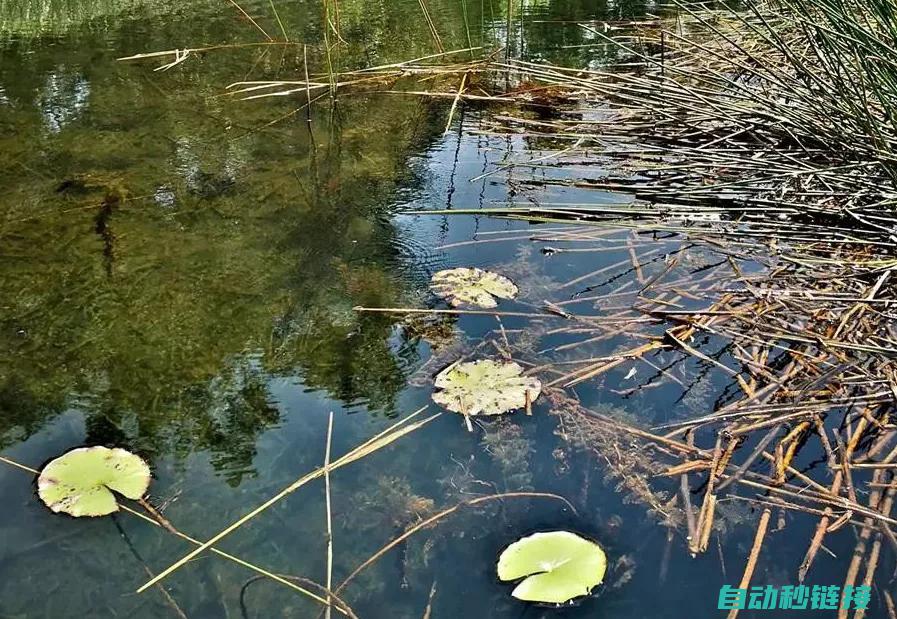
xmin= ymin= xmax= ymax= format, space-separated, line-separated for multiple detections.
xmin=0 ymin=4 xmax=463 ymax=469
xmin=0 ymin=0 xmax=647 ymax=465
xmin=40 ymin=69 xmax=91 ymax=133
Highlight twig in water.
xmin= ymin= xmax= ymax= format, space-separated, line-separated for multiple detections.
xmin=225 ymin=0 xmax=273 ymax=41
xmin=239 ymin=574 xmax=358 ymax=619
xmin=111 ymin=514 xmax=188 ymax=619
xmin=444 ymin=73 xmax=468 ymax=135
xmin=417 ymin=0 xmax=444 ymax=53
xmin=421 ymin=580 xmax=437 ymax=619
xmin=324 ymin=412 xmax=335 ymax=619
xmin=269 ymin=0 xmax=288 ymax=41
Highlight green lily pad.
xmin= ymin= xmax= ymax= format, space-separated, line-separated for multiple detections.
xmin=498 ymin=531 xmax=607 ymax=604
xmin=430 ymin=267 xmax=518 ymax=308
xmin=37 ymin=447 xmax=151 ymax=517
xmin=432 ymin=359 xmax=541 ymax=417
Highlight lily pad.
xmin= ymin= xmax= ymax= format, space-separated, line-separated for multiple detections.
xmin=432 ymin=359 xmax=541 ymax=417
xmin=37 ymin=447 xmax=151 ymax=517
xmin=430 ymin=267 xmax=518 ymax=308
xmin=497 ymin=531 xmax=607 ymax=604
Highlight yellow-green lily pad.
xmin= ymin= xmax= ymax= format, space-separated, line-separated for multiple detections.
xmin=430 ymin=267 xmax=518 ymax=308
xmin=37 ymin=447 xmax=151 ymax=517
xmin=498 ymin=531 xmax=607 ymax=604
xmin=432 ymin=359 xmax=541 ymax=417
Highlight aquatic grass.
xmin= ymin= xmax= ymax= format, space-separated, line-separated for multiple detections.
xmin=80 ymin=0 xmax=897 ymax=610
xmin=504 ymin=0 xmax=513 ymax=58
xmin=322 ymin=0 xmax=337 ymax=96
xmin=460 ymin=0 xmax=474 ymax=57
xmin=341 ymin=1 xmax=897 ymax=601
xmin=316 ymin=2 xmax=897 ymax=239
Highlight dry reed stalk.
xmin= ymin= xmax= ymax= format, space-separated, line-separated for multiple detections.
xmin=856 ymin=481 xmax=897 ymax=619
xmin=225 ymin=0 xmax=272 ymax=41
xmin=885 ymin=590 xmax=897 ymax=619
xmin=324 ymin=412 xmax=335 ymax=619
xmin=681 ymin=470 xmax=698 ymax=556
xmin=443 ymin=72 xmax=468 ymax=135
xmin=801 ymin=416 xmax=870 ymax=582
xmin=137 ymin=408 xmax=440 ymax=593
xmin=838 ymin=469 xmax=885 ymax=619
xmin=417 ymin=0 xmax=444 ymax=53
xmin=726 ymin=508 xmax=771 ymax=619
xmin=421 ymin=580 xmax=437 ymax=619
xmin=691 ymin=435 xmax=722 ymax=556
xmin=268 ymin=0 xmax=287 ymax=41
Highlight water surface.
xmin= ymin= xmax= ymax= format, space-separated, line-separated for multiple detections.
xmin=0 ymin=1 xmax=860 ymax=618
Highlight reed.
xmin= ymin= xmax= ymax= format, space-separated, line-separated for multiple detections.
xmin=417 ymin=0 xmax=445 ymax=53
xmin=367 ymin=0 xmax=897 ymax=593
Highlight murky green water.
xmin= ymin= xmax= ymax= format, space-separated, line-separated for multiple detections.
xmin=0 ymin=1 xmax=861 ymax=618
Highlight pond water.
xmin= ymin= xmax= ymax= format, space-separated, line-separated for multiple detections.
xmin=0 ymin=1 xmax=868 ymax=618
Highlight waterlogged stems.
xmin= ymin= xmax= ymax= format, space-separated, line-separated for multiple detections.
xmin=332 ymin=492 xmax=578 ymax=596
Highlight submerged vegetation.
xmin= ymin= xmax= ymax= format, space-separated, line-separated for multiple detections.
xmin=299 ymin=0 xmax=897 ymax=613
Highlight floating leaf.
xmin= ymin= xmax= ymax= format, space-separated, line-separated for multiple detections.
xmin=497 ymin=531 xmax=607 ymax=604
xmin=430 ymin=267 xmax=518 ymax=308
xmin=432 ymin=359 xmax=541 ymax=417
xmin=37 ymin=447 xmax=151 ymax=517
